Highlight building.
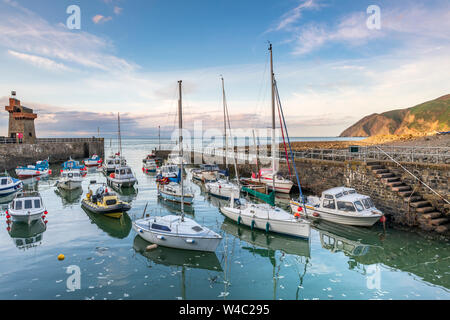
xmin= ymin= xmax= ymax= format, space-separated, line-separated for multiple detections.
xmin=4 ymin=91 xmax=37 ymax=143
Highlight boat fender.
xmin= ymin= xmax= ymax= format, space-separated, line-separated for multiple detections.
xmin=251 ymin=220 xmax=255 ymax=230
xmin=145 ymin=244 xmax=158 ymax=251
xmin=237 ymin=216 xmax=241 ymax=225
xmin=265 ymin=222 xmax=270 ymax=233
xmin=157 ymin=235 xmax=165 ymax=240
xmin=186 ymin=239 xmax=195 ymax=244
xmin=312 ymin=212 xmax=320 ymax=218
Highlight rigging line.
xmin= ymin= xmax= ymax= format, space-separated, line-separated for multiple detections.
xmin=276 ymin=98 xmax=291 ymax=176
xmin=374 ymin=146 xmax=450 ymax=205
xmin=274 ymin=79 xmax=306 ymax=207
xmin=224 ymin=82 xmax=240 ymax=183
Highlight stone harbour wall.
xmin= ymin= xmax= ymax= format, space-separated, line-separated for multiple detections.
xmin=0 ymin=138 xmax=104 ymax=171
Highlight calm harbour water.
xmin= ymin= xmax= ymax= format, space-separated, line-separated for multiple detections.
xmin=0 ymin=138 xmax=449 ymax=300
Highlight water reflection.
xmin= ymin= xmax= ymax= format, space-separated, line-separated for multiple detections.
xmin=157 ymin=197 xmax=195 ymax=216
xmin=133 ymin=235 xmax=223 ymax=300
xmin=7 ymin=219 xmax=47 ymax=250
xmin=55 ymin=188 xmax=83 ymax=206
xmin=221 ymin=218 xmax=310 ymax=258
xmin=313 ymin=220 xmax=450 ymax=290
xmin=82 ymin=207 xmax=132 ymax=239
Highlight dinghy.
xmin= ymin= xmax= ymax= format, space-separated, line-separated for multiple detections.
xmin=81 ymin=182 xmax=131 ymax=219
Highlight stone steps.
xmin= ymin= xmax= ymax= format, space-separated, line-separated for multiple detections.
xmin=431 ymin=218 xmax=449 ymax=226
xmin=365 ymin=161 xmax=447 ymax=235
xmin=385 ymin=181 xmax=403 ymax=187
xmin=435 ymin=224 xmax=450 ymax=234
xmin=377 ymin=172 xmax=395 ymax=178
xmin=416 ymin=206 xmax=435 ymax=214
xmin=372 ymin=169 xmax=389 ymax=174
xmin=404 ymin=196 xmax=423 ymax=203
xmin=391 ymin=185 xmax=411 ymax=192
xmin=410 ymin=200 xmax=431 ymax=208
xmin=398 ymin=190 xmax=414 ymax=198
xmin=381 ymin=177 xmax=401 ymax=183
xmin=420 ymin=212 xmax=442 ymax=220
xmin=366 ymin=161 xmax=381 ymax=167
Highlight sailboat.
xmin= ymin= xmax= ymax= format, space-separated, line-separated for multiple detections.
xmin=106 ymin=113 xmax=137 ymax=189
xmin=102 ymin=113 xmax=127 ymax=175
xmin=219 ymin=44 xmax=311 ymax=239
xmin=133 ymin=80 xmax=222 ymax=252
xmin=205 ymin=77 xmax=240 ymax=200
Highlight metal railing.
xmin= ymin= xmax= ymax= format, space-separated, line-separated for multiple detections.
xmin=185 ymin=145 xmax=450 ymax=165
xmin=36 ymin=138 xmax=104 ymax=143
xmin=0 ymin=137 xmax=104 ymax=144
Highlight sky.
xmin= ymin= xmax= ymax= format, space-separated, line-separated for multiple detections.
xmin=0 ymin=0 xmax=449 ymax=138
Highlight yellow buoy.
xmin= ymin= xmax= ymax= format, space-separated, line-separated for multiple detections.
xmin=57 ymin=254 xmax=65 ymax=261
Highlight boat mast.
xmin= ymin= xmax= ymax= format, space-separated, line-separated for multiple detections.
xmin=117 ymin=113 xmax=122 ymax=156
xmin=221 ymin=76 xmax=228 ymax=176
xmin=178 ymin=80 xmax=184 ymax=220
xmin=269 ymin=43 xmax=276 ymax=194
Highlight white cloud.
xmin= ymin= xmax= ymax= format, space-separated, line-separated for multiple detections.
xmin=92 ymin=14 xmax=113 ymax=24
xmin=8 ymin=50 xmax=73 ymax=72
xmin=114 ymin=6 xmax=123 ymax=15
xmin=0 ymin=0 xmax=134 ymax=72
xmin=268 ymin=0 xmax=320 ymax=32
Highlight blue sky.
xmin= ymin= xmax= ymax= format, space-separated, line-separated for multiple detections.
xmin=0 ymin=0 xmax=449 ymax=137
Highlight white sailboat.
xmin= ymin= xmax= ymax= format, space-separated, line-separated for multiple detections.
xmin=102 ymin=113 xmax=127 ymax=174
xmin=220 ymin=44 xmax=310 ymax=239
xmin=134 ymin=80 xmax=222 ymax=252
xmin=205 ymin=76 xmax=240 ymax=200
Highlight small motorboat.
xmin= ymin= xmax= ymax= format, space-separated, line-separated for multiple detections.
xmin=84 ymin=154 xmax=103 ymax=167
xmin=156 ymin=164 xmax=179 ymax=180
xmin=290 ymin=187 xmax=384 ymax=227
xmin=62 ymin=158 xmax=87 ymax=173
xmin=15 ymin=159 xmax=51 ymax=179
xmin=142 ymin=159 xmax=157 ymax=173
xmin=158 ymin=182 xmax=194 ymax=205
xmin=142 ymin=153 xmax=162 ymax=166
xmin=250 ymin=168 xmax=293 ymax=194
xmin=102 ymin=153 xmax=126 ymax=174
xmin=205 ymin=179 xmax=240 ymax=200
xmin=167 ymin=153 xmax=187 ymax=165
xmin=6 ymin=191 xmax=47 ymax=224
xmin=133 ymin=215 xmax=222 ymax=252
xmin=57 ymin=169 xmax=83 ymax=191
xmin=107 ymin=165 xmax=137 ymax=189
xmin=191 ymin=164 xmax=220 ymax=183
xmin=0 ymin=172 xmax=23 ymax=197
xmin=81 ymin=182 xmax=131 ymax=219
xmin=220 ymin=197 xmax=311 ymax=239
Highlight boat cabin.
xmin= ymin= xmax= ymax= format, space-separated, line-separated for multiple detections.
xmin=11 ymin=192 xmax=43 ymax=211
xmin=1 ymin=176 xmax=14 ymax=186
xmin=61 ymin=170 xmax=81 ymax=179
xmin=113 ymin=166 xmax=134 ymax=179
xmin=319 ymin=187 xmax=376 ymax=213
xmin=200 ymin=164 xmax=219 ymax=171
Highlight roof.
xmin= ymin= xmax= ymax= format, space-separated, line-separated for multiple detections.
xmin=322 ymin=187 xmax=356 ymax=196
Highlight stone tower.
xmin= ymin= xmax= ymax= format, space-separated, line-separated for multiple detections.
xmin=4 ymin=91 xmax=37 ymax=143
